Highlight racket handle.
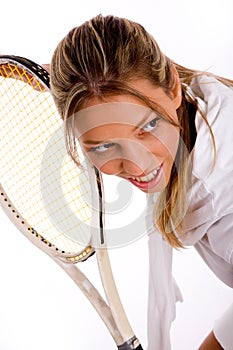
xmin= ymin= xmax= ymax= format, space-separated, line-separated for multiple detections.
xmin=117 ymin=336 xmax=143 ymax=350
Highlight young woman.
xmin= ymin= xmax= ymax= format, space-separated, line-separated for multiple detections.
xmin=49 ymin=14 xmax=233 ymax=349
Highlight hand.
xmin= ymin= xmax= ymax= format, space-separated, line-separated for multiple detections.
xmin=42 ymin=64 xmax=50 ymax=73
xmin=198 ymin=331 xmax=223 ymax=350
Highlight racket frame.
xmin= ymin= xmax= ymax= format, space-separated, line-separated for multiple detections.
xmin=0 ymin=55 xmax=143 ymax=349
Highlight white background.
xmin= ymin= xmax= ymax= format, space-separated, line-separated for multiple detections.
xmin=0 ymin=0 xmax=232 ymax=349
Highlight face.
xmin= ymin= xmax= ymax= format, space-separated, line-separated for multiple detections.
xmin=75 ymin=79 xmax=181 ymax=193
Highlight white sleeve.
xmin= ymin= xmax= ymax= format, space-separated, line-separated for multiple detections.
xmin=146 ymin=194 xmax=183 ymax=350
xmin=213 ymin=303 xmax=233 ymax=350
xmin=147 ymin=232 xmax=183 ymax=350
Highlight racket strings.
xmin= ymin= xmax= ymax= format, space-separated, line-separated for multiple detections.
xmin=0 ymin=65 xmax=95 ymax=259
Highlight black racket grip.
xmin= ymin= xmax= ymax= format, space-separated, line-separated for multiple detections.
xmin=118 ymin=345 xmax=143 ymax=350
xmin=117 ymin=336 xmax=143 ymax=350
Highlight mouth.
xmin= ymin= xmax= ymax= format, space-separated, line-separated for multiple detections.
xmin=128 ymin=164 xmax=163 ymax=190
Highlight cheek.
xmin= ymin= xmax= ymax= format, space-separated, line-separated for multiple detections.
xmin=149 ymin=125 xmax=180 ymax=160
xmin=165 ymin=127 xmax=180 ymax=159
xmin=99 ymin=160 xmax=120 ymax=175
xmin=83 ymin=151 xmax=119 ymax=175
xmin=83 ymin=152 xmax=102 ymax=169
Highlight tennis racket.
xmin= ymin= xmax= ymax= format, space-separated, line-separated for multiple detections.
xmin=0 ymin=55 xmax=143 ymax=350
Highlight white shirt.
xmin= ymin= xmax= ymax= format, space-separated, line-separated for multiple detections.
xmin=147 ymin=75 xmax=233 ymax=349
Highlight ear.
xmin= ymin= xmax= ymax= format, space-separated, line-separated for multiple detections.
xmin=171 ymin=65 xmax=182 ymax=109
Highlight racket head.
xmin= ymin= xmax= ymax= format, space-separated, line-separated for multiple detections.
xmin=0 ymin=55 xmax=104 ymax=263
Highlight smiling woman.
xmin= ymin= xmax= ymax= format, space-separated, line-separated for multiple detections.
xmin=76 ymin=77 xmax=181 ymax=193
xmin=50 ymin=14 xmax=233 ymax=350
xmin=76 ymin=100 xmax=180 ymax=194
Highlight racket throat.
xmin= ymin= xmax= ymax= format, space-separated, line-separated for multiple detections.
xmin=94 ymin=166 xmax=105 ymax=245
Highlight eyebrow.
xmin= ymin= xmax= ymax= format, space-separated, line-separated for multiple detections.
xmin=80 ymin=110 xmax=156 ymax=146
xmin=134 ymin=110 xmax=155 ymax=129
xmin=81 ymin=139 xmax=110 ymax=146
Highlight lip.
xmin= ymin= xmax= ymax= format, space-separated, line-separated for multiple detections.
xmin=128 ymin=163 xmax=163 ymax=190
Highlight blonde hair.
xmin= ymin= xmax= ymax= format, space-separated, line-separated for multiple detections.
xmin=50 ymin=14 xmax=233 ymax=247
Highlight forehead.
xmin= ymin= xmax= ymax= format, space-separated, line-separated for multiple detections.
xmin=74 ymin=102 xmax=154 ymax=136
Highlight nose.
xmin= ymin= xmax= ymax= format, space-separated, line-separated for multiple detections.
xmin=99 ymin=140 xmax=155 ymax=177
xmin=120 ymin=141 xmax=153 ymax=176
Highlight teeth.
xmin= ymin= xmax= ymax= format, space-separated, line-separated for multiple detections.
xmin=132 ymin=165 xmax=161 ymax=183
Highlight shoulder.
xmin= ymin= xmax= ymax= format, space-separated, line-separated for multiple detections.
xmin=189 ymin=74 xmax=233 ymax=103
xmin=181 ymin=75 xmax=233 ymax=242
xmin=189 ymin=75 xmax=233 ymax=138
xmin=188 ymin=75 xmax=233 ymax=215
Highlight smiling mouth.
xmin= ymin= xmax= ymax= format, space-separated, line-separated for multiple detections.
xmin=130 ymin=165 xmax=162 ymax=183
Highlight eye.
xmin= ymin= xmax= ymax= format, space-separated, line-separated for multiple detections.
xmin=141 ymin=117 xmax=160 ymax=133
xmin=90 ymin=142 xmax=115 ymax=154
